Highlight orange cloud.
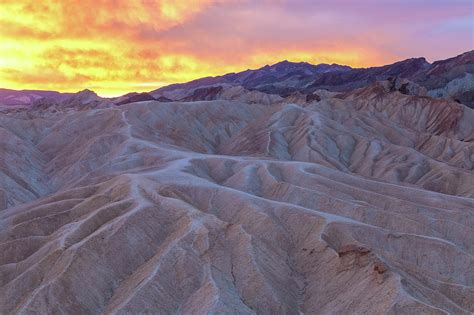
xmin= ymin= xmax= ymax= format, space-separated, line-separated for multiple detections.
xmin=0 ymin=0 xmax=230 ymax=95
xmin=0 ymin=0 xmax=471 ymax=96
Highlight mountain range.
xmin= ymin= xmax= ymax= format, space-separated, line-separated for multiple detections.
xmin=150 ymin=50 xmax=474 ymax=107
xmin=0 ymin=51 xmax=473 ymax=314
xmin=1 ymin=50 xmax=473 ymax=108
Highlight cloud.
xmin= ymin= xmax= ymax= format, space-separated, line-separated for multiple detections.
xmin=0 ymin=0 xmax=472 ymax=96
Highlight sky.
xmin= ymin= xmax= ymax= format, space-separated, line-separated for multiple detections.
xmin=1 ymin=0 xmax=473 ymax=97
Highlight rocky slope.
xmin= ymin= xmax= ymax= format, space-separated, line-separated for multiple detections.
xmin=152 ymin=51 xmax=474 ymax=108
xmin=1 ymin=75 xmax=474 ymax=314
xmin=0 ymin=89 xmax=72 ymax=106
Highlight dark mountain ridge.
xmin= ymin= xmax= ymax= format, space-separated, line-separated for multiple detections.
xmin=151 ymin=50 xmax=474 ymax=107
xmin=2 ymin=50 xmax=473 ymax=107
xmin=0 ymin=88 xmax=73 ymax=106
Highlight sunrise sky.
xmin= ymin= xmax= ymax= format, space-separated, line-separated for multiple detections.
xmin=1 ymin=0 xmax=473 ymax=96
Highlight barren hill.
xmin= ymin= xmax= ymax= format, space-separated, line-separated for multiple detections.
xmin=1 ymin=53 xmax=474 ymax=314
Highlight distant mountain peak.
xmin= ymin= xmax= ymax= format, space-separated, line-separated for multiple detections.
xmin=68 ymin=89 xmax=99 ymax=104
xmin=256 ymin=60 xmax=352 ymax=79
xmin=75 ymin=88 xmax=97 ymax=96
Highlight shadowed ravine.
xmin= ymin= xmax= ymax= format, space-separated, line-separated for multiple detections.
xmin=0 ymin=81 xmax=473 ymax=314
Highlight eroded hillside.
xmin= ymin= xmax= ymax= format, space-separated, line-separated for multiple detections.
xmin=0 ymin=78 xmax=473 ymax=314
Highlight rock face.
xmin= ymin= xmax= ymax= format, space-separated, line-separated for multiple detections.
xmin=31 ymin=89 xmax=114 ymax=111
xmin=1 ymin=82 xmax=474 ymax=314
xmin=150 ymin=61 xmax=351 ymax=99
xmin=0 ymin=89 xmax=73 ymax=106
xmin=1 ymin=52 xmax=474 ymax=314
xmin=151 ymin=50 xmax=474 ymax=107
xmin=114 ymin=92 xmax=157 ymax=105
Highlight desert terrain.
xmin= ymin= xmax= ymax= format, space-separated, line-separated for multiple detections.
xmin=0 ymin=52 xmax=473 ymax=314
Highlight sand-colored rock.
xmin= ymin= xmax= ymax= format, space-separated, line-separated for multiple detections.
xmin=0 ymin=82 xmax=473 ymax=314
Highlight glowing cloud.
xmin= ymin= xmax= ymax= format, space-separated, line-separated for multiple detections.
xmin=0 ymin=0 xmax=472 ymax=96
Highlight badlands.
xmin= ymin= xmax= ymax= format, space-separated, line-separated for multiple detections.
xmin=0 ymin=51 xmax=474 ymax=314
